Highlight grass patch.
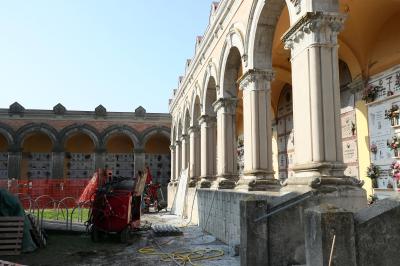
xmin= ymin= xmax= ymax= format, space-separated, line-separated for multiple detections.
xmin=37 ymin=208 xmax=90 ymax=223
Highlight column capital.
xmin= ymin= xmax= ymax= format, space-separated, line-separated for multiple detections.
xmin=213 ymin=97 xmax=237 ymax=114
xmin=238 ymin=69 xmax=275 ymax=91
xmin=169 ymin=144 xmax=176 ymax=151
xmin=282 ymin=11 xmax=346 ymax=51
xmin=175 ymin=140 xmax=182 ymax=146
xmin=188 ymin=125 xmax=200 ymax=134
xmin=180 ymin=134 xmax=189 ymax=142
xmin=198 ymin=114 xmax=217 ymax=125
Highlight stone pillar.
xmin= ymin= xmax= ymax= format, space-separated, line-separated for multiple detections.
xmin=304 ymin=205 xmax=356 ymax=266
xmin=134 ymin=149 xmax=146 ymax=176
xmin=8 ymin=148 xmax=21 ymax=179
xmin=236 ymin=69 xmax=280 ymax=191
xmin=175 ymin=140 xmax=182 ymax=181
xmin=52 ymin=146 xmax=65 ymax=179
xmin=282 ymin=12 xmax=361 ymax=188
xmin=169 ymin=144 xmax=176 ymax=183
xmin=94 ymin=148 xmax=106 ymax=170
xmin=180 ymin=134 xmax=189 ymax=171
xmin=213 ymin=98 xmax=237 ymax=189
xmin=188 ymin=125 xmax=200 ymax=187
xmin=199 ymin=115 xmax=217 ymax=188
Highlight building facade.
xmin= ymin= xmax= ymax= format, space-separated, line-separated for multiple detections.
xmin=168 ymin=0 xmax=400 ymax=246
xmin=0 ymin=102 xmax=171 ymax=200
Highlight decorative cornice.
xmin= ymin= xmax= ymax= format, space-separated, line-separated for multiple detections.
xmin=282 ymin=11 xmax=346 ymax=50
xmin=135 ymin=106 xmax=146 ymax=116
xmin=238 ymin=69 xmax=275 ymax=91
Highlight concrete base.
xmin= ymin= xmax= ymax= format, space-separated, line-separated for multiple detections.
xmin=213 ymin=176 xmax=237 ymax=189
xmin=235 ymin=176 xmax=281 ymax=192
xmin=184 ymin=187 xmax=199 ymax=224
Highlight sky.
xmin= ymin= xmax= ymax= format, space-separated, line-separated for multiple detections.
xmin=0 ymin=1 xmax=211 ymax=113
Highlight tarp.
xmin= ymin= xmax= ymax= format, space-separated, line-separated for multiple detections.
xmin=78 ymin=172 xmax=98 ymax=203
xmin=0 ymin=188 xmax=37 ymax=253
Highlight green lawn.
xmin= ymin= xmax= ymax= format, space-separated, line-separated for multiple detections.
xmin=36 ymin=208 xmax=90 ymax=223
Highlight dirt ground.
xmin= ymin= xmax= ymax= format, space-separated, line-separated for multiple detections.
xmin=0 ymin=213 xmax=240 ymax=266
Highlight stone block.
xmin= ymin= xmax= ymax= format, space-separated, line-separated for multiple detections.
xmin=304 ymin=204 xmax=356 ymax=266
xmin=240 ymin=198 xmax=268 ymax=266
xmin=354 ymin=196 xmax=400 ymax=266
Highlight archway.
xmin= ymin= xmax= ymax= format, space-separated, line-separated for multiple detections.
xmin=0 ymin=134 xmax=9 ymax=179
xmin=144 ymin=132 xmax=171 ymax=185
xmin=105 ymin=133 xmax=135 ymax=178
xmin=21 ymin=132 xmax=53 ymax=179
xmin=64 ymin=133 xmax=95 ymax=179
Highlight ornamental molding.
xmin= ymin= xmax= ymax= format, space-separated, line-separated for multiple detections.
xmin=238 ymin=69 xmax=275 ymax=91
xmin=9 ymin=102 xmax=25 ymax=115
xmin=53 ymin=103 xmax=66 ymax=115
xmin=282 ymin=11 xmax=346 ymax=50
xmin=95 ymin=105 xmax=107 ymax=117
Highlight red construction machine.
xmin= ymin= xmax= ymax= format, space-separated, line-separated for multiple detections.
xmin=84 ymin=169 xmax=147 ymax=243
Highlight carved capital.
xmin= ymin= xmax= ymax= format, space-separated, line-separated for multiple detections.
xmin=180 ymin=134 xmax=189 ymax=142
xmin=238 ymin=69 xmax=275 ymax=91
xmin=188 ymin=125 xmax=200 ymax=134
xmin=169 ymin=144 xmax=176 ymax=151
xmin=212 ymin=98 xmax=237 ymax=114
xmin=198 ymin=115 xmax=217 ymax=125
xmin=282 ymin=12 xmax=346 ymax=50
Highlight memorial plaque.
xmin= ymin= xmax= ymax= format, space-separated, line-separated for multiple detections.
xmin=342 ymin=139 xmax=358 ymax=164
xmin=341 ymin=111 xmax=356 ymax=138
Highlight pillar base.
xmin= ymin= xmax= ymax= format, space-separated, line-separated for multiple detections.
xmin=168 ymin=181 xmax=178 ymax=187
xmin=199 ymin=177 xmax=214 ymax=188
xmin=188 ymin=177 xmax=200 ymax=188
xmin=235 ymin=171 xmax=281 ymax=191
xmin=213 ymin=175 xmax=237 ymax=189
xmin=282 ymin=176 xmax=364 ymax=193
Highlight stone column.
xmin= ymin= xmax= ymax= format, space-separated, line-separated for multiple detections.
xmin=180 ymin=134 xmax=189 ymax=171
xmin=236 ymin=69 xmax=280 ymax=191
xmin=94 ymin=148 xmax=106 ymax=170
xmin=8 ymin=147 xmax=21 ymax=179
xmin=199 ymin=115 xmax=217 ymax=188
xmin=175 ymin=140 xmax=182 ymax=181
xmin=213 ymin=98 xmax=237 ymax=189
xmin=169 ymin=144 xmax=176 ymax=184
xmin=134 ymin=149 xmax=146 ymax=176
xmin=282 ymin=12 xmax=361 ymax=188
xmin=188 ymin=125 xmax=200 ymax=187
xmin=52 ymin=146 xmax=65 ymax=179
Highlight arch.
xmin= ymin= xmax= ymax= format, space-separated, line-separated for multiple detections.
xmin=59 ymin=124 xmax=100 ymax=149
xmin=246 ymin=0 xmax=287 ymax=70
xmin=183 ymin=108 xmax=191 ymax=135
xmin=191 ymin=94 xmax=202 ymax=127
xmin=141 ymin=126 xmax=171 ymax=148
xmin=0 ymin=123 xmax=15 ymax=146
xmin=101 ymin=125 xmax=140 ymax=149
xmin=219 ymin=27 xmax=246 ymax=97
xmin=201 ymin=61 xmax=219 ymax=115
xmin=16 ymin=123 xmax=59 ymax=148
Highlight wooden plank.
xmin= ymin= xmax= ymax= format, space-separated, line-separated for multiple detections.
xmin=0 ymin=228 xmax=23 ymax=232
xmin=0 ymin=233 xmax=23 ymax=238
xmin=0 ymin=245 xmax=20 ymax=250
xmin=0 ymin=222 xmax=25 ymax=227
xmin=0 ymin=239 xmax=23 ymax=244
xmin=0 ymin=217 xmax=24 ymax=222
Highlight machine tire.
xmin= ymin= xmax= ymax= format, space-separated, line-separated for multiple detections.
xmin=91 ymin=227 xmax=102 ymax=242
xmin=120 ymin=226 xmax=130 ymax=243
